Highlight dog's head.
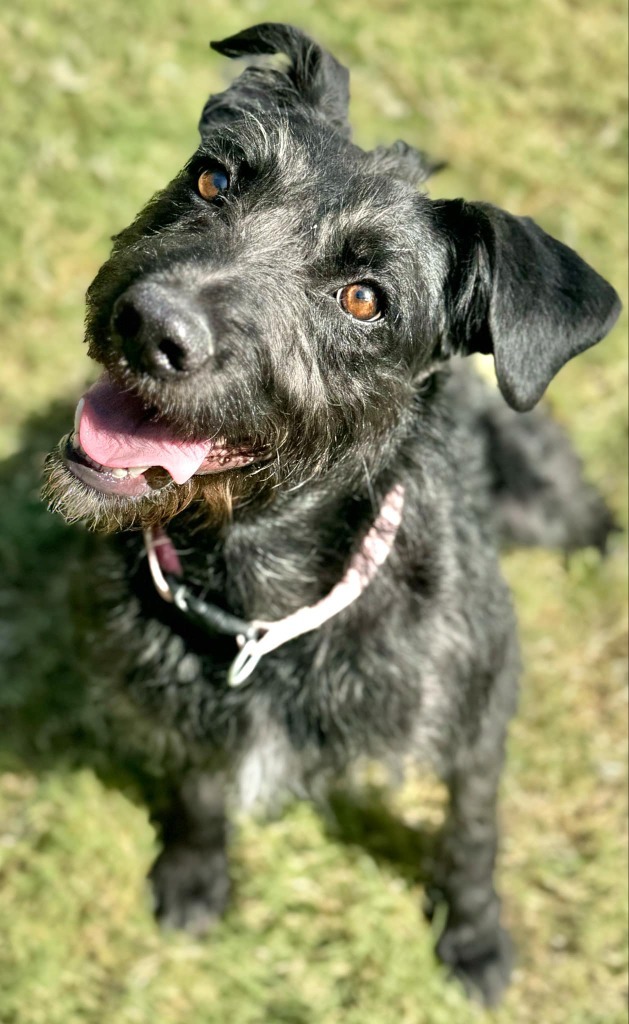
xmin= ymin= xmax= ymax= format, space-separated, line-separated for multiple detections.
xmin=45 ymin=22 xmax=620 ymax=531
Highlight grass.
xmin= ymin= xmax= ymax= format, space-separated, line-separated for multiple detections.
xmin=0 ymin=1 xmax=627 ymax=1021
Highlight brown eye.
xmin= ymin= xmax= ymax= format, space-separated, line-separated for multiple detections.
xmin=336 ymin=283 xmax=383 ymax=322
xmin=197 ymin=168 xmax=229 ymax=200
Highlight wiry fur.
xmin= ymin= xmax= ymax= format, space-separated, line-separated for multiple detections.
xmin=43 ymin=23 xmax=620 ymax=1007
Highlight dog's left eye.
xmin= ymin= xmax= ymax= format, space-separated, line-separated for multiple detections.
xmin=336 ymin=283 xmax=383 ymax=322
xmin=197 ymin=168 xmax=229 ymax=201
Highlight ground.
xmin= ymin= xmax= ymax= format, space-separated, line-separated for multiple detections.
xmin=0 ymin=1 xmax=627 ymax=1022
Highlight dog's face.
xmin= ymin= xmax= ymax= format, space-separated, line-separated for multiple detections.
xmin=44 ymin=23 xmax=620 ymax=532
xmin=80 ymin=113 xmax=444 ymax=482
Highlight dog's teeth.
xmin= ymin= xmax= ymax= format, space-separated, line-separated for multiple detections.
xmin=111 ymin=468 xmax=128 ymax=479
xmin=71 ymin=432 xmax=86 ymax=455
xmin=127 ymin=466 xmax=149 ymax=477
xmin=74 ymin=398 xmax=85 ymax=434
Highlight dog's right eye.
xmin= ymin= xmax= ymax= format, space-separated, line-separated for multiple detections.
xmin=336 ymin=283 xmax=384 ymax=322
xmin=197 ymin=168 xmax=229 ymax=201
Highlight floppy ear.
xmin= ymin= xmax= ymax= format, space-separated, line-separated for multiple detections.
xmin=201 ymin=22 xmax=350 ymax=138
xmin=434 ymin=199 xmax=621 ymax=411
xmin=369 ymin=140 xmax=446 ymax=186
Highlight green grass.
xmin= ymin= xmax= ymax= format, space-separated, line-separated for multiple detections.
xmin=0 ymin=1 xmax=627 ymax=1021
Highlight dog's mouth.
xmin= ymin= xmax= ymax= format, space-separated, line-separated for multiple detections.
xmin=63 ymin=374 xmax=263 ymax=498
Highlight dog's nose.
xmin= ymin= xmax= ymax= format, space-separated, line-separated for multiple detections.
xmin=112 ymin=283 xmax=213 ymax=378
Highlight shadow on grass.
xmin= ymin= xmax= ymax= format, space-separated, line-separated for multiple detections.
xmin=326 ymin=788 xmax=440 ymax=890
xmin=0 ymin=400 xmax=443 ymax=888
xmin=0 ymin=398 xmax=141 ymax=788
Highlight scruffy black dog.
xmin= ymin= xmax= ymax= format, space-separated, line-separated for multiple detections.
xmin=44 ymin=23 xmax=620 ymax=1006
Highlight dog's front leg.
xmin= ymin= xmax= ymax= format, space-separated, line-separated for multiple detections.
xmin=148 ymin=771 xmax=231 ymax=936
xmin=432 ymin=691 xmax=514 ymax=1006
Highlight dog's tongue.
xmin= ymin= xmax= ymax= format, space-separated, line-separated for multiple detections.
xmin=78 ymin=375 xmax=212 ymax=484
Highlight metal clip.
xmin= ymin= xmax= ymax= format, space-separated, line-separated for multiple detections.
xmin=228 ymin=632 xmax=267 ymax=687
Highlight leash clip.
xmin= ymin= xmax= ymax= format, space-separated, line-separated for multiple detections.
xmin=228 ymin=628 xmax=268 ymax=688
xmin=144 ymin=481 xmax=406 ymax=689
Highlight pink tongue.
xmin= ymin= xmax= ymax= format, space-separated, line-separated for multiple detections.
xmin=78 ymin=376 xmax=212 ymax=485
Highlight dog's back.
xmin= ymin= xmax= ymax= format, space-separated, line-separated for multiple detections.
xmin=446 ymin=362 xmax=616 ymax=553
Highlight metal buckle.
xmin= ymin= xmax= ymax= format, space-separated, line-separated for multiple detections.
xmin=228 ymin=630 xmax=267 ymax=688
xmin=144 ymin=526 xmax=269 ymax=685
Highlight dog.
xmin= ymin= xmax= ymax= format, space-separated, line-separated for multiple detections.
xmin=43 ymin=22 xmax=621 ymax=1006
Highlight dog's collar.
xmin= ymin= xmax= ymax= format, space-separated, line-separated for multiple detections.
xmin=143 ymin=483 xmax=405 ymax=688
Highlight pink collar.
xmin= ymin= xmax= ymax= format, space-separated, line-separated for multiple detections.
xmin=144 ymin=483 xmax=405 ymax=687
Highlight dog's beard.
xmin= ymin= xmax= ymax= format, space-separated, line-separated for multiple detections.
xmin=43 ymin=436 xmax=269 ymax=532
xmin=41 ymin=368 xmax=391 ymax=534
xmin=41 ymin=372 xmax=291 ymax=532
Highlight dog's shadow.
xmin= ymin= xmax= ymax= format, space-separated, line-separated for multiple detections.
xmin=0 ymin=399 xmax=136 ymax=786
xmin=325 ymin=787 xmax=441 ymax=890
xmin=0 ymin=400 xmax=442 ymax=889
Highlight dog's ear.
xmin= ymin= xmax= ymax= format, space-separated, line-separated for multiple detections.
xmin=369 ymin=141 xmax=446 ymax=186
xmin=201 ymin=23 xmax=350 ymax=137
xmin=434 ymin=199 xmax=621 ymax=411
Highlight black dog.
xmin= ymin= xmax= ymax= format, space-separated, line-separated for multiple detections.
xmin=44 ymin=23 xmax=620 ymax=1006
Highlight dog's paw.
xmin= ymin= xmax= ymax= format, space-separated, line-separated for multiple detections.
xmin=148 ymin=843 xmax=231 ymax=937
xmin=437 ymin=923 xmax=514 ymax=1007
